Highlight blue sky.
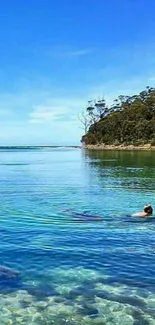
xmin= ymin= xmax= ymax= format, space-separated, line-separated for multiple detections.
xmin=0 ymin=0 xmax=155 ymax=145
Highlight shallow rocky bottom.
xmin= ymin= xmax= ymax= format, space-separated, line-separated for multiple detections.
xmin=0 ymin=267 xmax=155 ymax=325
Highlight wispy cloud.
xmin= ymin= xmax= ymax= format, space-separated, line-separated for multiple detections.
xmin=46 ymin=46 xmax=93 ymax=58
xmin=28 ymin=98 xmax=86 ymax=124
xmin=29 ymin=105 xmax=69 ymax=124
xmin=148 ymin=76 xmax=155 ymax=82
xmin=65 ymin=49 xmax=92 ymax=57
xmin=88 ymin=74 xmax=155 ymax=106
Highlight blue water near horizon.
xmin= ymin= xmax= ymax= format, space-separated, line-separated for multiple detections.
xmin=0 ymin=147 xmax=155 ymax=324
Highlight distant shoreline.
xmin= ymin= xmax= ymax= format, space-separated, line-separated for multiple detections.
xmin=0 ymin=145 xmax=81 ymax=149
xmin=1 ymin=144 xmax=155 ymax=151
xmin=82 ymin=144 xmax=155 ymax=150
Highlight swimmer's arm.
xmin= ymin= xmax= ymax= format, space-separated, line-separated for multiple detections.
xmin=131 ymin=211 xmax=147 ymax=217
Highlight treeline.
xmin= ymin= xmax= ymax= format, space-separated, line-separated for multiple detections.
xmin=80 ymin=86 xmax=155 ymax=145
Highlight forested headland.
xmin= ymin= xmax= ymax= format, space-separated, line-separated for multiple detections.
xmin=80 ymin=86 xmax=155 ymax=146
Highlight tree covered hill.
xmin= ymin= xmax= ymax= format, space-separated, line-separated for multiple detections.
xmin=81 ymin=87 xmax=155 ymax=146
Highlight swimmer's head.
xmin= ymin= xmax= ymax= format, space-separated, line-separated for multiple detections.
xmin=144 ymin=205 xmax=153 ymax=214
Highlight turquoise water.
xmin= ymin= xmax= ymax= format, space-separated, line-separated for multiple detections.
xmin=0 ymin=148 xmax=155 ymax=324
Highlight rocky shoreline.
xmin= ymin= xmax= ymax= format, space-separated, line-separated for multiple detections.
xmin=81 ymin=143 xmax=155 ymax=150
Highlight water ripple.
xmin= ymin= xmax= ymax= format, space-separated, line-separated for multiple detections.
xmin=0 ymin=148 xmax=154 ymax=324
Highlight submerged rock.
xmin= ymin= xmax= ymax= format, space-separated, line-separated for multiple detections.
xmin=95 ymin=289 xmax=146 ymax=308
xmin=0 ymin=265 xmax=19 ymax=279
xmin=77 ymin=303 xmax=98 ymax=317
xmin=24 ymin=283 xmax=56 ymax=299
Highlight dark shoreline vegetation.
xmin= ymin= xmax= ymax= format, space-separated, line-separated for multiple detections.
xmin=81 ymin=86 xmax=155 ymax=147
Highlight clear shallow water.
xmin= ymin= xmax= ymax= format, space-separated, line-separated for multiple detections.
xmin=0 ymin=148 xmax=155 ymax=324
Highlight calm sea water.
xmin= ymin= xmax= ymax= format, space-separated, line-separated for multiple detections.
xmin=0 ymin=147 xmax=155 ymax=325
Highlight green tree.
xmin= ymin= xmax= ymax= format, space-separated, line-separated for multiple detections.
xmin=81 ymin=86 xmax=155 ymax=146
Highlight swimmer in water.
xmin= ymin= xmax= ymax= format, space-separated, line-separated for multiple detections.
xmin=132 ymin=205 xmax=153 ymax=217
